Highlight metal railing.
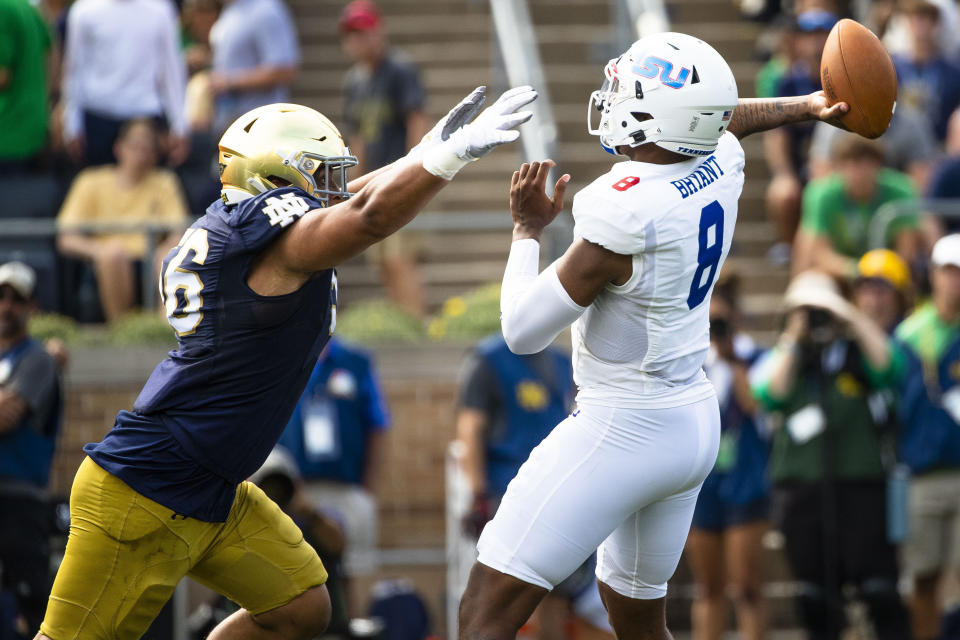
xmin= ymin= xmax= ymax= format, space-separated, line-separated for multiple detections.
xmin=2 ymin=219 xmax=184 ymax=310
xmin=868 ymin=198 xmax=960 ymax=249
xmin=488 ymin=0 xmax=569 ymax=261
xmin=445 ymin=440 xmax=476 ymax=640
xmin=488 ymin=0 xmax=558 ymax=170
xmin=1 ymin=212 xmax=523 ymax=313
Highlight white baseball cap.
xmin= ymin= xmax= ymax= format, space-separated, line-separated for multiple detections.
xmin=782 ymin=270 xmax=855 ymax=320
xmin=0 ymin=261 xmax=36 ymax=299
xmin=932 ymin=234 xmax=960 ymax=269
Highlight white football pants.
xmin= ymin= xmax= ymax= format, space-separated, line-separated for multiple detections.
xmin=477 ymin=396 xmax=720 ymax=599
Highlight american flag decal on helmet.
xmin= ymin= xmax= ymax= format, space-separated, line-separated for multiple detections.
xmin=721 ymin=110 xmax=732 ymax=121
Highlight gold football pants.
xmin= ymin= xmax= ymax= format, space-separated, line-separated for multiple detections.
xmin=40 ymin=457 xmax=327 ymax=640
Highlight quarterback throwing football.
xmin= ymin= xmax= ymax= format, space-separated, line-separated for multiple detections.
xmin=458 ymin=33 xmax=850 ymax=639
xmin=35 ymin=85 xmax=536 ymax=640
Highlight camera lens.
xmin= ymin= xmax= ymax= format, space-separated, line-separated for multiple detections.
xmin=807 ymin=308 xmax=833 ymax=330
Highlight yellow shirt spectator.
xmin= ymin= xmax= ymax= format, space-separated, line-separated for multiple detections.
xmin=56 ymin=118 xmax=188 ymax=321
xmin=57 ymin=165 xmax=188 ymax=259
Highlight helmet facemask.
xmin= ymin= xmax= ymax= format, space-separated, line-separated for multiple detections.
xmin=587 ymin=59 xmax=655 ymax=155
xmin=276 ymin=149 xmax=358 ymax=206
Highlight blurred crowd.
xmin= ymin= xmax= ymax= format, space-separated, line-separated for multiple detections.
xmin=4 ymin=0 xmax=960 ymax=638
xmin=751 ymin=0 xmax=960 ymax=281
xmin=685 ymin=4 xmax=960 ymax=639
xmin=0 ymin=0 xmax=429 ymax=322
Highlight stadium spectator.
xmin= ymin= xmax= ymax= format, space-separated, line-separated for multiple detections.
xmin=339 ymin=0 xmax=431 ymax=317
xmin=276 ymin=337 xmax=390 ymax=611
xmin=754 ymin=16 xmax=793 ymax=100
xmin=207 ymin=0 xmax=299 ymax=135
xmin=0 ymin=0 xmax=52 ymax=175
xmin=808 ymin=106 xmax=937 ymax=189
xmin=454 ymin=334 xmax=613 ymax=639
xmin=686 ymin=287 xmax=769 ymax=640
xmin=792 ymin=137 xmax=921 ymax=281
xmin=178 ymin=0 xmax=224 ymax=219
xmin=182 ymin=0 xmax=220 ymax=76
xmin=894 ymin=234 xmax=960 ymax=640
xmin=751 ymin=271 xmax=911 ymax=640
xmin=56 ymin=118 xmax=189 ymax=322
xmin=853 ymin=249 xmax=913 ymax=334
xmin=926 ymin=107 xmax=960 ymax=237
xmin=882 ymin=0 xmax=960 ymax=59
xmin=181 ymin=0 xmax=221 ymax=133
xmin=60 ymin=0 xmax=188 ymax=167
xmin=891 ymin=0 xmax=960 ymax=144
xmin=0 ymin=262 xmax=62 ymax=639
xmin=764 ymin=8 xmax=837 ymax=264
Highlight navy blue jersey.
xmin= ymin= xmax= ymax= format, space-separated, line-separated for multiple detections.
xmin=85 ymin=187 xmax=336 ymax=521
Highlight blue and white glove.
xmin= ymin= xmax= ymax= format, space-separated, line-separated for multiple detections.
xmin=422 ymin=85 xmax=538 ymax=180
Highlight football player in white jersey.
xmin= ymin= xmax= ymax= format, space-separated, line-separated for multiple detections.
xmin=457 ymin=33 xmax=850 ymax=639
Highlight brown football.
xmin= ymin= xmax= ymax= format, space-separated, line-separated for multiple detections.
xmin=820 ymin=18 xmax=898 ymax=139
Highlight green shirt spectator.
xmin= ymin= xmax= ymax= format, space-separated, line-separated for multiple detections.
xmin=896 ymin=301 xmax=960 ymax=366
xmin=0 ymin=0 xmax=50 ymax=166
xmin=793 ymin=137 xmax=921 ymax=282
xmin=800 ymin=168 xmax=918 ymax=258
xmin=755 ymin=55 xmax=788 ymax=99
xmin=888 ymin=236 xmax=960 ymax=640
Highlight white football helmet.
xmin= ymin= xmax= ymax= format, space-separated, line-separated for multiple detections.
xmin=587 ymin=32 xmax=738 ymax=157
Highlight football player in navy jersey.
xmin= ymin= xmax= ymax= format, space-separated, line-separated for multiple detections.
xmin=36 ymin=86 xmax=536 ymax=640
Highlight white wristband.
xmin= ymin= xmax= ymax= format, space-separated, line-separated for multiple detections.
xmin=421 ymin=132 xmax=471 ymax=180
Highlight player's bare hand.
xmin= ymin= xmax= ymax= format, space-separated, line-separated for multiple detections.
xmin=510 ymin=160 xmax=570 ymax=241
xmin=809 ymin=90 xmax=849 ymax=129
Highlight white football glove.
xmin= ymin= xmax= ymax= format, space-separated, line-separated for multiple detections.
xmin=422 ymin=85 xmax=538 ymax=180
xmin=407 ymin=86 xmax=487 ymax=162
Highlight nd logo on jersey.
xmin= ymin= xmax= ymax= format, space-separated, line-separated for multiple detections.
xmin=262 ymin=192 xmax=310 ymax=227
xmin=632 ymin=56 xmax=690 ymax=89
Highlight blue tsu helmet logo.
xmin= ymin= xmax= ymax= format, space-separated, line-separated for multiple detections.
xmin=632 ymin=56 xmax=690 ymax=89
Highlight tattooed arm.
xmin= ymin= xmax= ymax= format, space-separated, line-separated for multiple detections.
xmin=726 ymin=91 xmax=849 ymax=140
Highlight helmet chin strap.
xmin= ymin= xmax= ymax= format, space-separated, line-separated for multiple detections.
xmin=246 ymin=175 xmax=273 ymax=194
xmin=221 ymin=187 xmax=255 ymax=205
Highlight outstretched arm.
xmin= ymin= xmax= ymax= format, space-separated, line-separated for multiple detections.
xmin=271 ymin=86 xmax=536 ymax=274
xmin=727 ymin=91 xmax=849 ymax=140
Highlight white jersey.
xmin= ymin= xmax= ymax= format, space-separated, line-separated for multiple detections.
xmin=570 ymin=132 xmax=745 ymax=409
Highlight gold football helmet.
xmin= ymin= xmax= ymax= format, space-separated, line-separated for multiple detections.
xmin=218 ymin=103 xmax=358 ymax=205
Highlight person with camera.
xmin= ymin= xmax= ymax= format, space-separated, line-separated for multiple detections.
xmin=751 ymin=271 xmax=911 ymax=640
